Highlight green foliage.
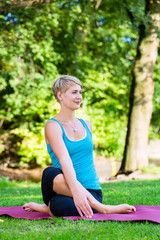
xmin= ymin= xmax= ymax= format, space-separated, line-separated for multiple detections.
xmin=0 ymin=0 xmax=159 ymax=167
xmin=11 ymin=128 xmax=50 ymax=168
xmin=83 ymin=69 xmax=128 ymax=157
xmin=150 ymin=55 xmax=160 ymax=139
xmin=0 ymin=4 xmax=61 ymax=167
xmin=0 ymin=140 xmax=4 ymax=153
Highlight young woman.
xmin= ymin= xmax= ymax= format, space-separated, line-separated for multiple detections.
xmin=23 ymin=75 xmax=136 ymax=218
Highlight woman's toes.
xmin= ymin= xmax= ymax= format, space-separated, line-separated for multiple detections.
xmin=23 ymin=203 xmax=29 ymax=209
xmin=23 ymin=202 xmax=34 ymax=211
xmin=124 ymin=204 xmax=136 ymax=213
xmin=131 ymin=206 xmax=136 ymax=212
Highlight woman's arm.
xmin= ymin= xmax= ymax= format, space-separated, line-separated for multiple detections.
xmin=45 ymin=121 xmax=95 ymax=218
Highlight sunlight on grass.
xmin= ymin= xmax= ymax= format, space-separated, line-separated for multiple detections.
xmin=142 ymin=164 xmax=160 ymax=175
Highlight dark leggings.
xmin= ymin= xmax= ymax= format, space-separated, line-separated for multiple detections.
xmin=41 ymin=167 xmax=103 ymax=216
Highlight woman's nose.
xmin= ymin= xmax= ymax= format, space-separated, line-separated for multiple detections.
xmin=76 ymin=93 xmax=82 ymax=99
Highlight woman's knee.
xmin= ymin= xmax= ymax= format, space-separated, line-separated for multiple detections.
xmin=42 ymin=167 xmax=53 ymax=180
xmin=42 ymin=167 xmax=62 ymax=183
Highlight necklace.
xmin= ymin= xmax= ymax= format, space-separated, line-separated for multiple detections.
xmin=68 ymin=119 xmax=78 ymax=132
xmin=59 ymin=118 xmax=78 ymax=133
xmin=73 ymin=127 xmax=77 ymax=132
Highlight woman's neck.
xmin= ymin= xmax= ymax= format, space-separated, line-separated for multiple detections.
xmin=56 ymin=109 xmax=76 ymax=122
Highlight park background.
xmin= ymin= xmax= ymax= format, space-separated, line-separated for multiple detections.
xmin=0 ymin=0 xmax=160 ymax=180
xmin=0 ymin=1 xmax=160 ymax=239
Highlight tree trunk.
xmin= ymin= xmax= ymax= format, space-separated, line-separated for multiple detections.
xmin=119 ymin=0 xmax=160 ymax=172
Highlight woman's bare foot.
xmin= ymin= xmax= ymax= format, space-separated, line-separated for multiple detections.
xmin=23 ymin=202 xmax=54 ymax=217
xmin=96 ymin=203 xmax=136 ymax=214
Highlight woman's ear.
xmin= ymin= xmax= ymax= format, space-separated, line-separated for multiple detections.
xmin=57 ymin=91 xmax=63 ymax=101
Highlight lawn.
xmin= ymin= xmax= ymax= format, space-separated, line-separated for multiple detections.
xmin=0 ymin=176 xmax=160 ymax=240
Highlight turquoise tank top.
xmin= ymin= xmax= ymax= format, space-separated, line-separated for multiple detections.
xmin=46 ymin=118 xmax=101 ymax=190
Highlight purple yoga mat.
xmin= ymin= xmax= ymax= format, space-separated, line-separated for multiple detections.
xmin=0 ymin=205 xmax=160 ymax=223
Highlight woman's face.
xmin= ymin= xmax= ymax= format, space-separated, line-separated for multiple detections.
xmin=58 ymin=83 xmax=82 ymax=110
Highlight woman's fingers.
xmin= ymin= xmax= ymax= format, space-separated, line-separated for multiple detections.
xmin=76 ymin=201 xmax=93 ymax=218
xmin=77 ymin=207 xmax=84 ymax=218
xmin=73 ymin=187 xmax=95 ymax=218
xmin=82 ymin=204 xmax=92 ymax=218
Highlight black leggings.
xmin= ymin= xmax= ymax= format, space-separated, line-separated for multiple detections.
xmin=41 ymin=167 xmax=103 ymax=216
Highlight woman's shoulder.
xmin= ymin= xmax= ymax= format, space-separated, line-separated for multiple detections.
xmin=45 ymin=119 xmax=63 ymax=143
xmin=45 ymin=119 xmax=63 ymax=133
xmin=45 ymin=118 xmax=60 ymax=126
xmin=81 ymin=119 xmax=92 ymax=133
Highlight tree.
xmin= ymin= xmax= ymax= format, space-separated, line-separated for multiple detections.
xmin=119 ymin=0 xmax=160 ymax=172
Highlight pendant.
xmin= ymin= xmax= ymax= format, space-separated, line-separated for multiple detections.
xmin=73 ymin=128 xmax=77 ymax=132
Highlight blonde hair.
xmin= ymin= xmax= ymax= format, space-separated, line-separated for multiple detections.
xmin=52 ymin=75 xmax=82 ymax=102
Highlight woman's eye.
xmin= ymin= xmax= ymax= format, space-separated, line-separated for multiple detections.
xmin=72 ymin=91 xmax=82 ymax=94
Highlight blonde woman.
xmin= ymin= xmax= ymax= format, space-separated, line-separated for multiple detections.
xmin=23 ymin=75 xmax=136 ymax=218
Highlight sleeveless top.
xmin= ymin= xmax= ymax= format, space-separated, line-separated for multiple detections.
xmin=45 ymin=118 xmax=101 ymax=190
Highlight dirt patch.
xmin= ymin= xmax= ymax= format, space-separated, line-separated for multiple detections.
xmin=1 ymin=154 xmax=160 ymax=183
xmin=0 ymin=167 xmax=43 ymax=182
xmin=99 ymin=170 xmax=160 ymax=183
xmin=1 ymin=167 xmax=160 ymax=183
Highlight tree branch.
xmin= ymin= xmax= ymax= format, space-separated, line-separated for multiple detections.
xmin=0 ymin=0 xmax=56 ymax=12
xmin=95 ymin=0 xmax=102 ymax=10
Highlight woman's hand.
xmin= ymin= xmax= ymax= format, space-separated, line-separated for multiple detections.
xmin=72 ymin=184 xmax=96 ymax=218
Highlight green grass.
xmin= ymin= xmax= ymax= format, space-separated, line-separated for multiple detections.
xmin=142 ymin=164 xmax=160 ymax=175
xmin=0 ymin=176 xmax=160 ymax=240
